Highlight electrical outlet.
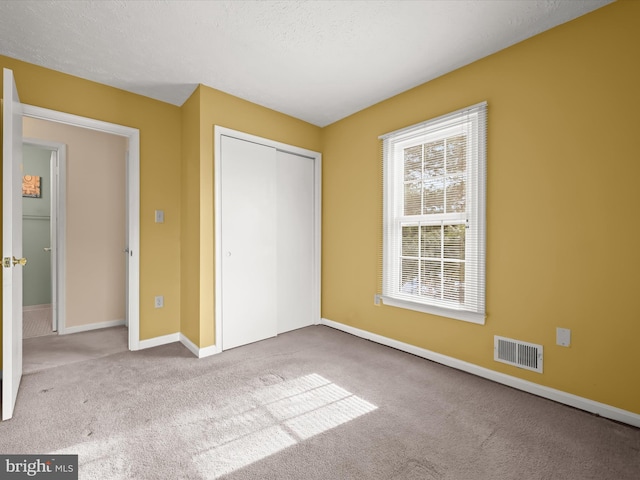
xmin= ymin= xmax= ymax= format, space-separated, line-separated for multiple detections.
xmin=155 ymin=210 xmax=164 ymax=223
xmin=556 ymin=327 xmax=571 ymax=347
xmin=155 ymin=295 xmax=164 ymax=308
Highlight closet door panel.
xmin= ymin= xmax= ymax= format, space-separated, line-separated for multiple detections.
xmin=276 ymin=150 xmax=315 ymax=333
xmin=220 ymin=135 xmax=277 ymax=350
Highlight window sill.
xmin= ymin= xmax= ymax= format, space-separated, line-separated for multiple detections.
xmin=380 ymin=296 xmax=485 ymax=325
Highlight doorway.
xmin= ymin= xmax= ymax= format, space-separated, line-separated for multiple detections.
xmin=22 ymin=117 xmax=131 ymax=338
xmin=20 ymin=104 xmax=141 ymax=350
xmin=21 ymin=141 xmax=62 ymax=338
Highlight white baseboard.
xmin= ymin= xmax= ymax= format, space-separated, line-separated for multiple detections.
xmin=136 ymin=331 xmax=219 ymax=358
xmin=321 ymin=318 xmax=640 ymax=429
xmin=179 ymin=333 xmax=219 ymax=358
xmin=138 ymin=332 xmax=180 ymax=350
xmin=60 ymin=319 xmax=125 ymax=335
xmin=23 ymin=303 xmax=53 ymax=312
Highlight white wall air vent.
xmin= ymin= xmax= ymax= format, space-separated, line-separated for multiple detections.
xmin=494 ymin=336 xmax=543 ymax=373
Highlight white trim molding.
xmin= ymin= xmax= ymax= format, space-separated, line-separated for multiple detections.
xmin=179 ymin=334 xmax=218 ymax=359
xmin=22 ymin=304 xmax=53 ymax=312
xmin=61 ymin=319 xmax=125 ymax=335
xmin=321 ymin=318 xmax=640 ymax=428
xmin=138 ymin=332 xmax=180 ymax=350
xmin=137 ymin=332 xmax=219 ymax=358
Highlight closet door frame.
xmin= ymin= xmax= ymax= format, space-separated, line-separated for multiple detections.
xmin=213 ymin=126 xmax=322 ymax=352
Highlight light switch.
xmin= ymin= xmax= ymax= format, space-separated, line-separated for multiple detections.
xmin=556 ymin=327 xmax=571 ymax=347
xmin=155 ymin=210 xmax=164 ymax=223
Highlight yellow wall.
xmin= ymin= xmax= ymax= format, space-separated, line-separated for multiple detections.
xmin=180 ymin=85 xmax=322 ymax=347
xmin=180 ymin=86 xmax=201 ymax=344
xmin=0 ymin=56 xmax=182 ymax=370
xmin=321 ymin=0 xmax=640 ymax=414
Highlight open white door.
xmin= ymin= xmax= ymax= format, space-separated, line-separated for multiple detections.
xmin=2 ymin=68 xmax=24 ymax=420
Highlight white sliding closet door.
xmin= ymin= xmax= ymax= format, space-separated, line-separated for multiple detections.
xmin=276 ymin=150 xmax=314 ymax=333
xmin=220 ymin=135 xmax=278 ymax=350
xmin=219 ymin=135 xmax=317 ymax=350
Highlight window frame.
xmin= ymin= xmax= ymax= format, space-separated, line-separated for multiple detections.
xmin=381 ymin=102 xmax=486 ymax=324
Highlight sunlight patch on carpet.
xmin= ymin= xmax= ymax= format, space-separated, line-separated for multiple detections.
xmin=52 ymin=373 xmax=377 ymax=479
xmin=194 ymin=425 xmax=297 ymax=478
xmin=55 ymin=437 xmax=133 ymax=480
xmin=193 ymin=373 xmax=377 ymax=478
xmin=285 ymin=393 xmax=377 ymax=440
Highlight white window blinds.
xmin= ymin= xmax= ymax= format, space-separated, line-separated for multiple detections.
xmin=380 ymin=102 xmax=487 ymax=324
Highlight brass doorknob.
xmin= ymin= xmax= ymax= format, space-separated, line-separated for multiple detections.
xmin=12 ymin=256 xmax=27 ymax=266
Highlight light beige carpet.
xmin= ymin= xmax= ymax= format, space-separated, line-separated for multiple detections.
xmin=1 ymin=325 xmax=639 ymax=479
xmin=22 ymin=326 xmax=128 ymax=375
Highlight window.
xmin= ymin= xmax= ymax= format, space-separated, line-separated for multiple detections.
xmin=380 ymin=102 xmax=486 ymax=324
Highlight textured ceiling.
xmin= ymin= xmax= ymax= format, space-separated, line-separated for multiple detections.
xmin=0 ymin=0 xmax=612 ymax=127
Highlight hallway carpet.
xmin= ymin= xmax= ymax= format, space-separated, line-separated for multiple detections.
xmin=22 ymin=305 xmax=54 ymax=339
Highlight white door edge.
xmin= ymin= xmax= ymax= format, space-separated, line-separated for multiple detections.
xmin=213 ymin=126 xmax=322 ymax=353
xmin=21 ymin=104 xmax=141 ymax=351
xmin=3 ymin=67 xmax=24 ymax=421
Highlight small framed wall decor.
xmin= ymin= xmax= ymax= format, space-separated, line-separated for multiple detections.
xmin=22 ymin=175 xmax=41 ymax=198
